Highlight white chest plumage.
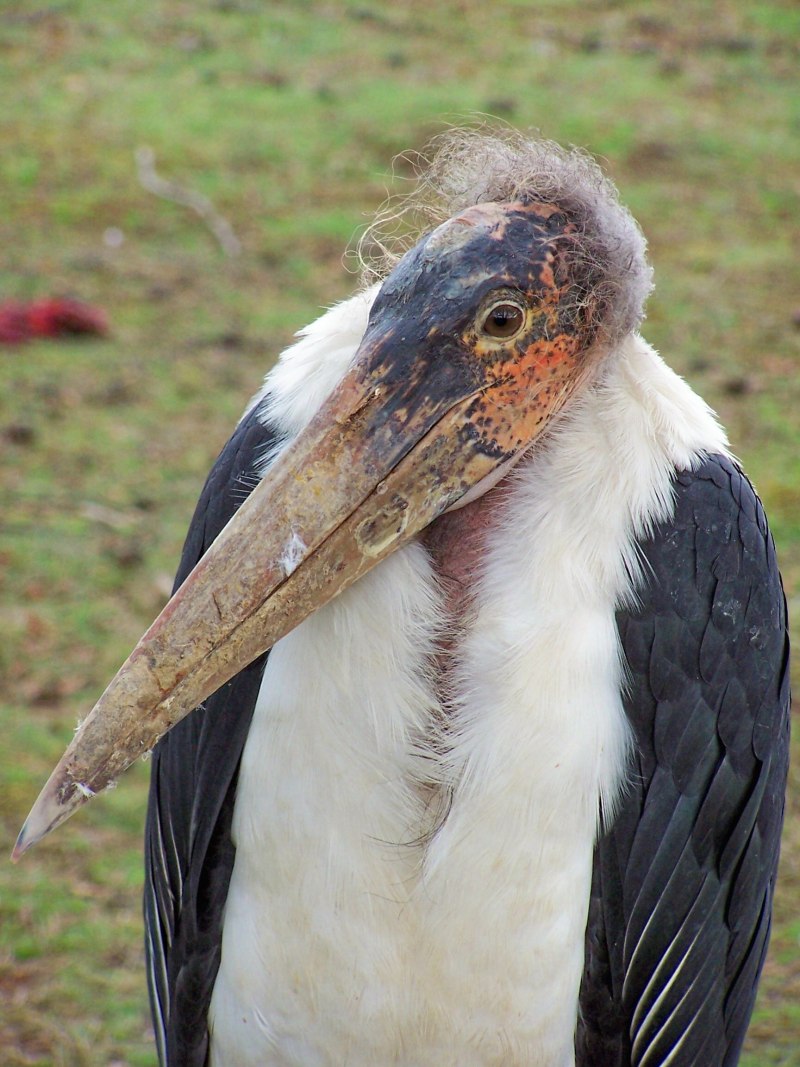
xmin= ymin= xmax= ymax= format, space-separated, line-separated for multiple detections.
xmin=208 ymin=293 xmax=727 ymax=1067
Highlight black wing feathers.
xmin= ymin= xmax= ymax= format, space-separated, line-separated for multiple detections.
xmin=577 ymin=454 xmax=790 ymax=1066
xmin=144 ymin=401 xmax=278 ymax=1067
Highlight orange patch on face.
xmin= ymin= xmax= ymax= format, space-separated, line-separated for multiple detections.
xmin=539 ymin=260 xmax=556 ymax=289
xmin=474 ymin=334 xmax=582 ymax=411
xmin=459 ymin=330 xmax=587 ymax=462
xmin=524 ymin=334 xmax=581 ymax=371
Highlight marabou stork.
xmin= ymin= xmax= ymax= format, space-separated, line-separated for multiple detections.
xmin=15 ymin=131 xmax=789 ymax=1067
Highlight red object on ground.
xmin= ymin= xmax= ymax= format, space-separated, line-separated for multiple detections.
xmin=0 ymin=298 xmax=109 ymax=344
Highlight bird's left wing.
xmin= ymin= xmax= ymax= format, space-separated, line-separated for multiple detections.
xmin=144 ymin=399 xmax=279 ymax=1067
xmin=577 ymin=454 xmax=790 ymax=1066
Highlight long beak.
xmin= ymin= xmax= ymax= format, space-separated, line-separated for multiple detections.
xmin=15 ymin=196 xmax=596 ymax=859
xmin=14 ymin=324 xmax=566 ymax=858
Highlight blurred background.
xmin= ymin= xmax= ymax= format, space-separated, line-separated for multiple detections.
xmin=1 ymin=1 xmax=797 ymax=1064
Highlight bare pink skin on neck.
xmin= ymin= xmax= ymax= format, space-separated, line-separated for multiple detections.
xmin=421 ymin=476 xmax=516 ymax=659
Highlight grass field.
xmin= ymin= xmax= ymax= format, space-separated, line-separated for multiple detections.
xmin=1 ymin=1 xmax=798 ymax=1063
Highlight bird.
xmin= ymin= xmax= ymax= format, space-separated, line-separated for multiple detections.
xmin=15 ymin=130 xmax=790 ymax=1067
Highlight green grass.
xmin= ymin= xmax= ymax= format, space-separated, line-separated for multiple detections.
xmin=1 ymin=1 xmax=798 ymax=1063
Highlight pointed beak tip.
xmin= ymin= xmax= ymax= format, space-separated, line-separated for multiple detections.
xmin=11 ymin=775 xmax=85 ymax=863
xmin=11 ymin=823 xmax=34 ymax=863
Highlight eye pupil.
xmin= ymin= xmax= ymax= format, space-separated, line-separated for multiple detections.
xmin=483 ymin=303 xmax=524 ymax=339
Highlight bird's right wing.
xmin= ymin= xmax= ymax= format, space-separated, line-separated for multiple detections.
xmin=144 ymin=399 xmax=280 ymax=1067
xmin=578 ymin=453 xmax=790 ymax=1066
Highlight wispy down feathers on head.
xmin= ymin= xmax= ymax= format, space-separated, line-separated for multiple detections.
xmin=358 ymin=127 xmax=653 ymax=352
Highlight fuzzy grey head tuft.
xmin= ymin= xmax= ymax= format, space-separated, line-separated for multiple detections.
xmin=358 ymin=127 xmax=653 ymax=351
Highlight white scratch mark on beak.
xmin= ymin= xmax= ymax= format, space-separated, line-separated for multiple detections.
xmin=280 ymin=530 xmax=308 ymax=577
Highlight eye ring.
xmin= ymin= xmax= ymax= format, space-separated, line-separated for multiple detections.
xmin=480 ymin=301 xmax=525 ymax=340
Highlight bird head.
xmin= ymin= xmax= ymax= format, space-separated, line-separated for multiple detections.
xmin=15 ymin=134 xmax=651 ymax=856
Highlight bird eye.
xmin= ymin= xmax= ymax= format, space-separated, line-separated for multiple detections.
xmin=481 ymin=302 xmax=525 ymax=340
